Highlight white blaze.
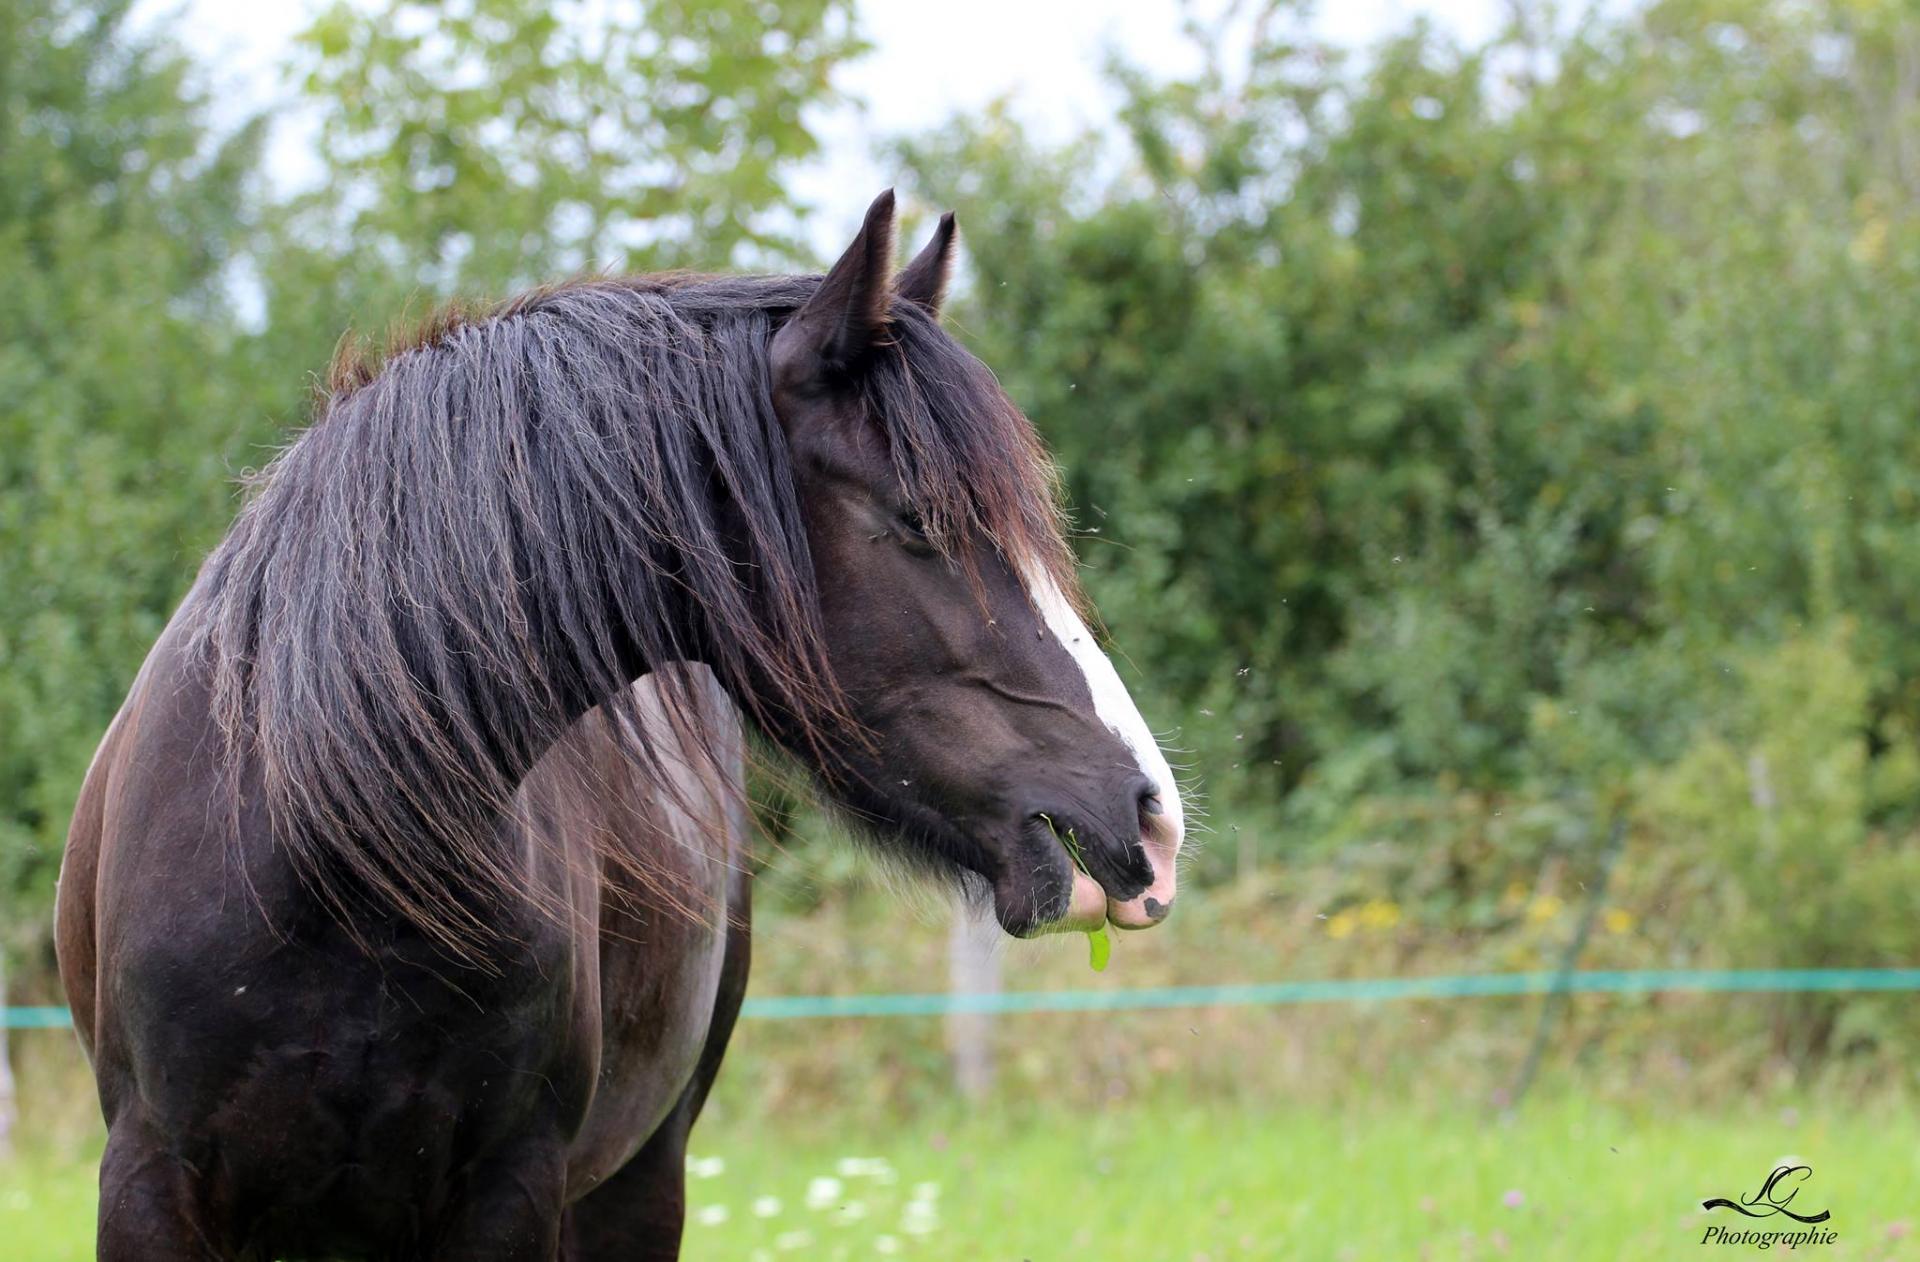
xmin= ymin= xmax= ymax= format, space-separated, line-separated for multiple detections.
xmin=1025 ymin=568 xmax=1185 ymax=843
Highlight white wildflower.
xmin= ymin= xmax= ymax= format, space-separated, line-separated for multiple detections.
xmin=805 ymin=1176 xmax=843 ymax=1209
xmin=901 ymin=1199 xmax=939 ymax=1236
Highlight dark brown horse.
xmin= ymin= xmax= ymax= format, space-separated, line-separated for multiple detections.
xmin=56 ymin=192 xmax=1185 ymax=1260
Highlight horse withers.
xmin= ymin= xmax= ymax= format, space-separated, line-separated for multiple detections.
xmin=56 ymin=192 xmax=1186 ymax=1260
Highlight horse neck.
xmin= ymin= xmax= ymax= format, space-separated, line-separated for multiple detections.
xmin=493 ymin=540 xmax=703 ymax=797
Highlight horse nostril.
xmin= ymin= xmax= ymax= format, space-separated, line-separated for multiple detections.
xmin=1139 ymin=788 xmax=1164 ymax=818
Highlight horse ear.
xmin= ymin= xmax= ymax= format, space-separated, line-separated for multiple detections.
xmin=895 ymin=211 xmax=956 ymax=316
xmin=772 ymin=189 xmax=896 ymax=388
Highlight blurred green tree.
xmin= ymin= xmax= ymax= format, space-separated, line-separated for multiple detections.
xmin=0 ymin=0 xmax=865 ymax=959
xmin=9 ymin=0 xmax=1920 ymax=1065
xmin=276 ymin=0 xmax=861 ymax=312
xmin=899 ymin=0 xmax=1920 ymax=976
xmin=0 ymin=0 xmax=264 ymax=935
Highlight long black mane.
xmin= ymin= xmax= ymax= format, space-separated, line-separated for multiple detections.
xmin=189 ymin=273 xmax=1073 ymax=958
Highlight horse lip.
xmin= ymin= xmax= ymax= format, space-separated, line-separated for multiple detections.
xmin=989 ymin=818 xmax=1111 ymax=937
xmin=1028 ymin=809 xmax=1151 ymax=902
xmin=1019 ymin=867 xmax=1109 ymax=937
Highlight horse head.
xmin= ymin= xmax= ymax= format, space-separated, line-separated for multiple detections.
xmin=764 ymin=191 xmax=1185 ymax=938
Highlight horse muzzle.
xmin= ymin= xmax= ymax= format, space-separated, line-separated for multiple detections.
xmin=1013 ymin=779 xmax=1183 ymax=936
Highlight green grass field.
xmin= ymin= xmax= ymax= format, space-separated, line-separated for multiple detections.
xmin=6 ymin=1093 xmax=1914 ymax=1261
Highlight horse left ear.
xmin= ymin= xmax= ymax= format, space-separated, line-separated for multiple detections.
xmin=772 ymin=189 xmax=896 ymax=389
xmin=895 ymin=211 xmax=956 ymax=317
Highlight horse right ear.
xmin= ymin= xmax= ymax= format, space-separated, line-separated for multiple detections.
xmin=895 ymin=211 xmax=956 ymax=316
xmin=772 ymin=189 xmax=897 ymax=391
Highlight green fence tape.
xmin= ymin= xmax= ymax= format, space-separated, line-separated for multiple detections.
xmin=9 ymin=968 xmax=1920 ymax=1028
xmin=739 ymin=968 xmax=1920 ymax=1018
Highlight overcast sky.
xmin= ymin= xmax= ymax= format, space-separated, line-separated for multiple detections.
xmin=129 ymin=0 xmax=1505 ymax=257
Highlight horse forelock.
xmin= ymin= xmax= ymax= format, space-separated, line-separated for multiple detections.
xmin=190 ymin=272 xmax=1074 ymax=961
xmin=865 ymin=303 xmax=1082 ymax=611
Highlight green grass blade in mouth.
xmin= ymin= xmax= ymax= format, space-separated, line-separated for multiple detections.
xmin=1040 ymin=814 xmax=1112 ymax=970
xmin=1039 ymin=813 xmax=1088 ymax=874
xmin=1087 ymin=924 xmax=1112 ymax=972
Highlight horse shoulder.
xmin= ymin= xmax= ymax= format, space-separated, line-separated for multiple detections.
xmin=551 ymin=671 xmax=748 ymax=1192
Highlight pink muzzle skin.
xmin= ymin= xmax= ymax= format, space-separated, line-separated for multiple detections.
xmin=1107 ymin=815 xmax=1180 ymax=929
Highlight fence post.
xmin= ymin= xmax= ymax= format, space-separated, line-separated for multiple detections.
xmin=946 ymin=900 xmax=1000 ymax=1099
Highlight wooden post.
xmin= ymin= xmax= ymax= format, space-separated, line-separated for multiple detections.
xmin=945 ymin=900 xmax=1000 ymax=1100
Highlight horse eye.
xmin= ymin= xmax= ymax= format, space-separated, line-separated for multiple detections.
xmin=897 ymin=508 xmax=928 ymax=538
